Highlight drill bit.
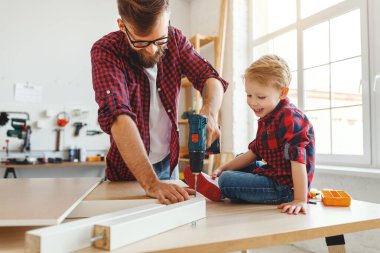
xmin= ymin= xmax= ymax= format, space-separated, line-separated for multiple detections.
xmin=194 ymin=173 xmax=198 ymax=197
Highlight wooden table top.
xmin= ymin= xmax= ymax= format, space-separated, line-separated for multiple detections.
xmin=0 ymin=178 xmax=102 ymax=226
xmin=1 ymin=180 xmax=380 ymax=253
xmin=79 ymin=197 xmax=380 ymax=252
xmin=0 ymin=161 xmax=105 ymax=169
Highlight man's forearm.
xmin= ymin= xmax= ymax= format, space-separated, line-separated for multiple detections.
xmin=200 ymin=78 xmax=224 ymax=116
xmin=111 ymin=115 xmax=158 ymax=190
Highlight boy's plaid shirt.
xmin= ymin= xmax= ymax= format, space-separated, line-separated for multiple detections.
xmin=249 ymin=98 xmax=315 ymax=189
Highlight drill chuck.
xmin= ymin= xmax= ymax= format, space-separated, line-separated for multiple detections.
xmin=189 ymin=151 xmax=205 ymax=174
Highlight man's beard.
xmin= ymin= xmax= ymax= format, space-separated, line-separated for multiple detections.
xmin=131 ymin=46 xmax=165 ymax=68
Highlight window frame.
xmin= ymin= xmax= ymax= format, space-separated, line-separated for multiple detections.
xmin=248 ymin=0 xmax=371 ymax=166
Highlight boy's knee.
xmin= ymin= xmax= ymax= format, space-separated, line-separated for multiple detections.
xmin=218 ymin=171 xmax=233 ymax=189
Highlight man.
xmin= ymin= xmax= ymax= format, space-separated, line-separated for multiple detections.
xmin=91 ymin=0 xmax=228 ymax=205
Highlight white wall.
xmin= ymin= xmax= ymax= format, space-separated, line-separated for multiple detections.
xmin=185 ymin=0 xmax=236 ymax=153
xmin=0 ymin=0 xmax=191 ymax=177
xmin=0 ymin=0 xmax=190 ymax=152
xmin=170 ymin=0 xmax=191 ymax=36
xmin=0 ymin=0 xmax=119 ymax=153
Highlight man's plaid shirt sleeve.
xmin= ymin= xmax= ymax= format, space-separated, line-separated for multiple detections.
xmin=91 ymin=43 xmax=136 ymax=134
xmin=175 ymin=29 xmax=228 ymax=93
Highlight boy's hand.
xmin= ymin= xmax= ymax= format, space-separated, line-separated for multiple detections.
xmin=211 ymin=167 xmax=224 ymax=179
xmin=277 ymin=200 xmax=307 ymax=215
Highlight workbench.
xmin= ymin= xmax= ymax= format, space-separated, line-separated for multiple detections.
xmin=1 ymin=180 xmax=380 ymax=252
xmin=0 ymin=161 xmax=106 ymax=178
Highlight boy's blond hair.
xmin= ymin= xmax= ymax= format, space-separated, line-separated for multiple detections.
xmin=244 ymin=54 xmax=292 ymax=89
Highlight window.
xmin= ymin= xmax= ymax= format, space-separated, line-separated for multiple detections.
xmin=249 ymin=0 xmax=370 ymax=165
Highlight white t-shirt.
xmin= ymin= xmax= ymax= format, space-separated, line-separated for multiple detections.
xmin=144 ymin=65 xmax=171 ymax=164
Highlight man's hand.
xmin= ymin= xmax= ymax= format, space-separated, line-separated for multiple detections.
xmin=277 ymin=200 xmax=308 ymax=215
xmin=199 ymin=108 xmax=220 ymax=148
xmin=199 ymin=78 xmax=224 ymax=148
xmin=145 ymin=181 xmax=195 ymax=205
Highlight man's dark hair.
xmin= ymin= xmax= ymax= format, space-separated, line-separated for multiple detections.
xmin=118 ymin=0 xmax=169 ymax=36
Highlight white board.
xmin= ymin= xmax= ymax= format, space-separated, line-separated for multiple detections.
xmin=0 ymin=178 xmax=101 ymax=226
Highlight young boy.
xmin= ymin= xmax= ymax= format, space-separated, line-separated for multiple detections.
xmin=184 ymin=54 xmax=315 ymax=215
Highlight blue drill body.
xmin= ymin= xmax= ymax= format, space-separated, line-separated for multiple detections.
xmin=188 ymin=114 xmax=220 ymax=174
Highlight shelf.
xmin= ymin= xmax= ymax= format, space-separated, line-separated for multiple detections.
xmin=178 ymin=119 xmax=188 ymax=125
xmin=0 ymin=161 xmax=106 ymax=169
xmin=189 ymin=34 xmax=216 ymax=49
xmin=181 ymin=77 xmax=192 ymax=87
xmin=178 ymin=33 xmax=219 ymax=176
xmin=179 ymin=157 xmax=209 ymax=165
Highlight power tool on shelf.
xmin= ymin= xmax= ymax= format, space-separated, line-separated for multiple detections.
xmin=73 ymin=122 xmax=87 ymax=137
xmin=6 ymin=117 xmax=31 ymax=152
xmin=188 ymin=114 xmax=220 ymax=196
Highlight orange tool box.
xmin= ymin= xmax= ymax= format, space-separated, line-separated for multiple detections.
xmin=321 ymin=190 xmax=351 ymax=207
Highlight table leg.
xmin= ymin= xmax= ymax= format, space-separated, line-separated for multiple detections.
xmin=325 ymin=234 xmax=346 ymax=253
xmin=4 ymin=168 xmax=17 ymax=178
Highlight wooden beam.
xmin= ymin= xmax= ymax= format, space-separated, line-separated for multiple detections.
xmin=25 ymin=197 xmax=206 ymax=253
xmin=26 ymin=203 xmax=164 ymax=253
xmin=92 ymin=197 xmax=206 ymax=251
xmin=216 ymin=0 xmax=229 ymax=74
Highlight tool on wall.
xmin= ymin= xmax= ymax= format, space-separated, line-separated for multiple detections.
xmin=55 ymin=112 xmax=69 ymax=151
xmin=0 ymin=112 xmax=10 ymax=126
xmin=86 ymin=130 xmax=103 ymax=136
xmin=2 ymin=112 xmax=32 ymax=152
xmin=56 ymin=112 xmax=69 ymax=127
xmin=73 ymin=122 xmax=87 ymax=137
xmin=2 ymin=139 xmax=10 ymax=157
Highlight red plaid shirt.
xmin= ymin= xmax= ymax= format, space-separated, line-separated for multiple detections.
xmin=248 ymin=98 xmax=315 ymax=189
xmin=91 ymin=27 xmax=228 ymax=181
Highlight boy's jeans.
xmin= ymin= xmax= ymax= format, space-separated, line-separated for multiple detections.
xmin=152 ymin=154 xmax=179 ymax=180
xmin=218 ymin=162 xmax=294 ymax=204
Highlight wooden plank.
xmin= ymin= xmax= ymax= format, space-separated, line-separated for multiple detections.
xmin=92 ymin=197 xmax=206 ymax=251
xmin=84 ymin=180 xmax=187 ymax=200
xmin=67 ymin=180 xmax=189 ymax=218
xmin=25 ymin=203 xmax=163 ymax=253
xmin=25 ymin=198 xmax=205 ymax=253
xmin=0 ymin=178 xmax=101 ymax=226
xmin=67 ymin=200 xmax=158 ymax=218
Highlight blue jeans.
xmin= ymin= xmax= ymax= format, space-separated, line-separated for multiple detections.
xmin=152 ymin=154 xmax=179 ymax=180
xmin=218 ymin=162 xmax=293 ymax=204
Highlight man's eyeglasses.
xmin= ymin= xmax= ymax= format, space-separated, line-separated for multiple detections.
xmin=123 ymin=23 xmax=170 ymax=49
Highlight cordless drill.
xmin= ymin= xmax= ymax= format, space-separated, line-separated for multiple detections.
xmin=188 ymin=114 xmax=220 ymax=196
xmin=73 ymin=122 xmax=87 ymax=136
